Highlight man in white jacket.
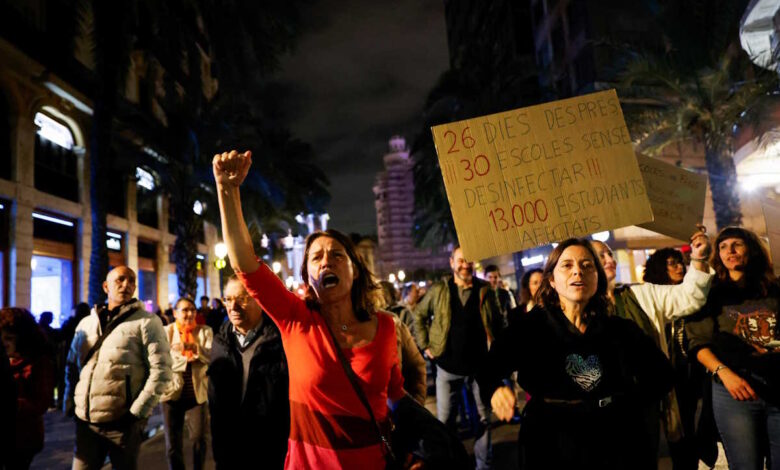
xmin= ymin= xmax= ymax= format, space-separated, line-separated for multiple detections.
xmin=64 ymin=266 xmax=172 ymax=469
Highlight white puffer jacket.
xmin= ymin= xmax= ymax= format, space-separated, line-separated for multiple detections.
xmin=64 ymin=300 xmax=172 ymax=423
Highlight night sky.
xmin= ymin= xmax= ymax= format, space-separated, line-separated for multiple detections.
xmin=275 ymin=0 xmax=449 ymax=235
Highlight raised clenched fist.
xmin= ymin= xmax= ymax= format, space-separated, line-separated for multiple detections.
xmin=213 ymin=150 xmax=252 ymax=188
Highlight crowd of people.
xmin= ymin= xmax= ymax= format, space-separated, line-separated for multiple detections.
xmin=0 ymin=148 xmax=777 ymax=470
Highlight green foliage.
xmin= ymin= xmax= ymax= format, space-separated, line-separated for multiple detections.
xmin=615 ymin=0 xmax=777 ymax=229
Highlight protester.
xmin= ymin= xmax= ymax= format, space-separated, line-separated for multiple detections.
xmin=208 ymin=277 xmax=289 ymax=470
xmin=64 ymin=265 xmax=172 ymax=470
xmin=518 ymin=269 xmax=543 ymax=313
xmin=214 ymin=150 xmax=404 ymax=469
xmin=590 ymin=236 xmax=712 ymax=464
xmin=0 ymin=307 xmax=54 ymax=470
xmin=206 ymin=298 xmax=227 ymax=331
xmin=413 ymin=246 xmax=503 ymax=470
xmin=643 ymin=247 xmax=703 ymax=469
xmin=484 ymin=264 xmax=516 ymax=323
xmin=379 ymin=281 xmax=427 ymax=405
xmin=685 ymin=226 xmax=780 ymax=469
xmin=161 ymin=298 xmax=212 ymax=470
xmin=37 ymin=311 xmax=56 ymax=342
xmin=480 ymin=238 xmax=674 ymax=469
xmin=197 ymin=296 xmax=210 ymax=325
xmin=57 ymin=303 xmax=90 ymax=409
xmin=0 ymin=344 xmax=16 ymax=470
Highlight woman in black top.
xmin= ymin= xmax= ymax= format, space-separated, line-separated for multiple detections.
xmin=685 ymin=227 xmax=780 ymax=470
xmin=479 ymin=238 xmax=674 ymax=469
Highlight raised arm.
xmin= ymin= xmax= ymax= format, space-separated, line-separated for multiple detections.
xmin=213 ymin=150 xmax=260 ymax=274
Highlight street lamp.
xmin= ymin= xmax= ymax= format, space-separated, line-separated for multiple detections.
xmin=388 ymin=273 xmax=396 ymax=283
xmin=214 ymin=242 xmax=228 ymax=296
xmin=397 ymin=270 xmax=406 ymax=282
xmin=272 ymin=261 xmax=282 ymax=274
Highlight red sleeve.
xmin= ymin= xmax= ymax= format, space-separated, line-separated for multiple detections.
xmin=235 ymin=262 xmax=308 ymax=328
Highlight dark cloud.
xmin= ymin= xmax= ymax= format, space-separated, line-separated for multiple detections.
xmin=275 ymin=0 xmax=449 ymax=234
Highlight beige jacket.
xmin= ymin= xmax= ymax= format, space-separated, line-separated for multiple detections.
xmin=392 ymin=315 xmax=427 ymax=404
xmin=65 ymin=301 xmax=172 ymax=423
xmin=161 ymin=323 xmax=213 ymax=404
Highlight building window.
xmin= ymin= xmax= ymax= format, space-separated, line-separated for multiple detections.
xmin=167 ymin=272 xmax=205 ymax=304
xmin=137 ymin=239 xmax=157 ymax=311
xmin=136 ymin=167 xmax=159 ymax=228
xmin=34 ymin=112 xmax=79 ymax=202
xmin=30 ymin=211 xmax=76 ymax=327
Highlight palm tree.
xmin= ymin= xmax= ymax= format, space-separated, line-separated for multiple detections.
xmin=86 ymin=0 xmax=134 ymax=305
xmin=134 ymin=0 xmax=327 ymax=298
xmin=616 ymin=0 xmax=777 ymax=229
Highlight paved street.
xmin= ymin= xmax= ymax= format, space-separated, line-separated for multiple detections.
xmin=31 ymin=398 xmax=728 ymax=469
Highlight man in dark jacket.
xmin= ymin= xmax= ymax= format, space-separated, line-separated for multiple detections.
xmin=413 ymin=246 xmax=503 ymax=470
xmin=208 ymin=276 xmax=289 ymax=469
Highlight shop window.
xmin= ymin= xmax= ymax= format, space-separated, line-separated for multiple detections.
xmin=137 ymin=239 xmax=157 ymax=312
xmin=137 ymin=270 xmax=157 ymax=313
xmin=33 ymin=112 xmax=79 ymax=202
xmin=30 ymin=255 xmax=73 ymax=328
xmin=30 ymin=211 xmax=76 ymax=326
xmin=168 ymin=272 xmax=206 ymax=303
xmin=0 ymin=201 xmax=8 ymax=305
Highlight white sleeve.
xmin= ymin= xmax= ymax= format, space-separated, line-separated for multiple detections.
xmin=630 ymin=264 xmax=714 ymax=324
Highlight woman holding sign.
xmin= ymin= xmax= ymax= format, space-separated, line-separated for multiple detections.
xmin=213 ymin=150 xmax=405 ymax=469
xmin=685 ymin=227 xmax=780 ymax=470
xmin=479 ymin=238 xmax=674 ymax=469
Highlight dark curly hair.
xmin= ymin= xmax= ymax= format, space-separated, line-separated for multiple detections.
xmin=643 ymin=248 xmax=685 ymax=285
xmin=0 ymin=307 xmax=50 ymax=359
xmin=534 ymin=238 xmax=609 ymax=315
xmin=300 ymin=229 xmax=382 ymax=321
xmin=711 ymin=226 xmax=775 ymax=295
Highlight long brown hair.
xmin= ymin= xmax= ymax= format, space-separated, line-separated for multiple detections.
xmin=711 ymin=226 xmax=775 ymax=295
xmin=534 ymin=238 xmax=610 ymax=315
xmin=300 ymin=229 xmax=382 ymax=321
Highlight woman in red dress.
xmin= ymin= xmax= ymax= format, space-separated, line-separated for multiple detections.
xmin=213 ymin=150 xmax=404 ymax=469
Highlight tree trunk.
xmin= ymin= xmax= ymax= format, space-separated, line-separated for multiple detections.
xmin=87 ymin=103 xmax=111 ymax=306
xmin=173 ymin=206 xmax=199 ymax=300
xmin=704 ymin=145 xmax=742 ymax=230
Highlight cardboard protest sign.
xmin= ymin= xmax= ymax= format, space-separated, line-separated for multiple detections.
xmin=762 ymin=198 xmax=780 ymax=275
xmin=431 ymin=89 xmax=653 ymax=261
xmin=636 ymin=155 xmax=707 ymax=242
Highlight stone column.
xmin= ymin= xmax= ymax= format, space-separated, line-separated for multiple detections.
xmin=9 ymin=116 xmax=35 ymax=308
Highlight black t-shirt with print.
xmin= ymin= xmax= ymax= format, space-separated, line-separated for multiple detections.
xmin=478 ymin=305 xmax=673 ymax=469
xmin=686 ymin=280 xmax=780 ymax=401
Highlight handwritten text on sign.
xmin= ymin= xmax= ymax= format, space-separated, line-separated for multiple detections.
xmin=431 ymin=89 xmax=653 ymax=261
xmin=636 ymin=155 xmax=707 ymax=242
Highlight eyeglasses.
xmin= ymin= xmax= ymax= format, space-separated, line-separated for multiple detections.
xmin=223 ymin=294 xmax=251 ymax=306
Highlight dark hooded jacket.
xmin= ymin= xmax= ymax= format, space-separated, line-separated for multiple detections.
xmin=207 ymin=317 xmax=289 ymax=469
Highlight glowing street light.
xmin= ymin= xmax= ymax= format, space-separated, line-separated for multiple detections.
xmin=272 ymin=261 xmax=282 ymax=274
xmin=397 ymin=270 xmax=406 ymax=282
xmin=214 ymin=242 xmax=228 ymax=260
xmin=388 ymin=273 xmax=396 ymax=283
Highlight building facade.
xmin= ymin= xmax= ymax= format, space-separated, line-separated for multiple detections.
xmin=0 ymin=1 xmax=221 ymax=327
